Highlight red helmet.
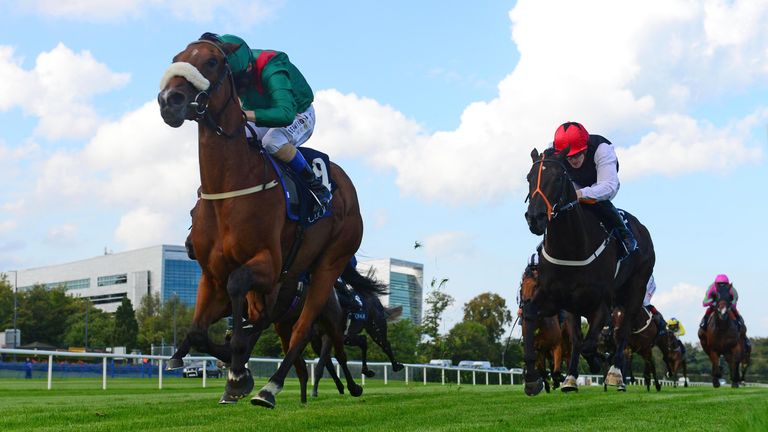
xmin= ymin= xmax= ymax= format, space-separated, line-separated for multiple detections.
xmin=554 ymin=122 xmax=589 ymax=156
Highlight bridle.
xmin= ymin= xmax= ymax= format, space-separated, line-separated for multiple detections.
xmin=526 ymin=153 xmax=579 ymax=221
xmin=186 ymin=39 xmax=244 ymax=138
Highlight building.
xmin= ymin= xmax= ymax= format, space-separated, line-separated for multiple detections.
xmin=357 ymin=258 xmax=424 ymax=325
xmin=12 ymin=245 xmax=200 ymax=312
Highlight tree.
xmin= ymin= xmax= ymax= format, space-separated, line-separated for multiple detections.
xmin=136 ymin=292 xmax=165 ymax=353
xmin=0 ymin=275 xmax=13 ymax=329
xmin=463 ymin=292 xmax=512 ymax=344
xmin=63 ymin=300 xmax=114 ymax=349
xmin=419 ymin=277 xmax=454 ymax=361
xmin=359 ymin=318 xmax=420 ymax=364
xmin=17 ymin=285 xmax=80 ymax=347
xmin=445 ymin=321 xmax=497 ymax=364
xmin=113 ymin=297 xmax=139 ymax=350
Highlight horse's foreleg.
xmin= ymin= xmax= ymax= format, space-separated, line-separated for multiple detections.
xmin=367 ymin=318 xmax=403 ymax=372
xmin=170 ymin=273 xmax=231 ymax=369
xmin=252 ymin=271 xmax=339 ymax=408
xmin=551 ymin=342 xmax=563 ymax=388
xmin=522 ymin=296 xmax=544 ymax=396
xmin=709 ymin=350 xmax=721 ymax=387
xmin=275 ymin=322 xmax=309 ymax=403
xmin=607 ymin=307 xmax=629 ymax=387
xmin=560 ymin=313 xmax=582 ymax=393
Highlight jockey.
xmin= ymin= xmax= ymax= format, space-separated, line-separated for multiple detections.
xmin=699 ymin=274 xmax=744 ymax=330
xmin=643 ymin=275 xmax=667 ymax=338
xmin=550 ymin=122 xmax=637 ymax=258
xmin=666 ymin=317 xmax=685 ymax=337
xmin=201 ymin=32 xmax=331 ymax=219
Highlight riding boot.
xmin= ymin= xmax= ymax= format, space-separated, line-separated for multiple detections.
xmin=593 ymin=200 xmax=638 ymax=258
xmin=286 ymin=149 xmax=332 ymax=220
xmin=652 ymin=312 xmax=667 ymax=338
xmin=699 ymin=314 xmax=709 ymax=329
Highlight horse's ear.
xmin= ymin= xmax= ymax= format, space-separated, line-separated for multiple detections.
xmin=221 ymin=42 xmax=241 ymax=56
xmin=530 ymin=148 xmax=540 ymax=161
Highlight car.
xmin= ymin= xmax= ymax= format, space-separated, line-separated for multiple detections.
xmin=428 ymin=359 xmax=452 ymax=367
xmin=182 ymin=360 xmax=222 ymax=378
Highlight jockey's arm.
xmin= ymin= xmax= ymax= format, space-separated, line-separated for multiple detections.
xmin=731 ymin=286 xmax=739 ymax=305
xmin=575 ymin=143 xmax=620 ymax=201
xmin=248 ymin=72 xmax=298 ymax=127
xmin=677 ymin=323 xmax=686 ymax=336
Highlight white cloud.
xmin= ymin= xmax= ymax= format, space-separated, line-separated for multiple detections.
xmin=0 ymin=219 xmax=17 ymax=235
xmin=311 ymin=0 xmax=767 ymax=204
xmin=45 ymin=223 xmax=78 ymax=245
xmin=423 ymin=231 xmax=474 ymax=261
xmin=0 ymin=43 xmax=130 ymax=140
xmin=115 ymin=207 xmax=173 ymax=250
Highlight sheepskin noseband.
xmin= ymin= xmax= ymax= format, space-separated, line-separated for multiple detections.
xmin=159 ymin=62 xmax=210 ymax=91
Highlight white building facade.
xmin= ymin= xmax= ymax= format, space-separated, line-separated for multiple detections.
xmin=357 ymin=258 xmax=424 ymax=325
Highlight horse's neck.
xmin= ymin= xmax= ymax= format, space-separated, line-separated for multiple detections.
xmin=197 ymin=125 xmax=265 ymax=193
xmin=544 ymin=208 xmax=601 ymax=257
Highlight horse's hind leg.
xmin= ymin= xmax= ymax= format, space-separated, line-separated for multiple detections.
xmin=276 ymin=322 xmax=309 ymax=403
xmin=367 ymin=318 xmax=403 ymax=372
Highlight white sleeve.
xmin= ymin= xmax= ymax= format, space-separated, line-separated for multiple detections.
xmin=578 ymin=143 xmax=620 ymax=201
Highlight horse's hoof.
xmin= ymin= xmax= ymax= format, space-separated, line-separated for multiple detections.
xmin=218 ymin=392 xmax=240 ymax=404
xmin=605 ymin=366 xmax=624 ymax=387
xmin=655 ymin=384 xmax=662 ymax=392
xmin=544 ymin=380 xmax=551 ymax=394
xmin=363 ymin=369 xmax=376 ymax=378
xmin=392 ymin=363 xmax=404 ymax=372
xmin=617 ymin=383 xmax=626 ymax=392
xmin=250 ymin=390 xmax=276 ymax=409
xmin=310 ymin=391 xmax=318 ymax=398
xmin=348 ymin=384 xmax=363 ymax=397
xmin=713 ymin=380 xmax=721 ymax=388
xmin=560 ymin=375 xmax=578 ymax=393
xmin=166 ymin=358 xmax=184 ymax=370
xmin=524 ymin=378 xmax=544 ymax=396
xmin=225 ymin=369 xmax=254 ymax=399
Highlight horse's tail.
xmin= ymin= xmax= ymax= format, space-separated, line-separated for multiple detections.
xmin=384 ymin=305 xmax=403 ymax=322
xmin=341 ymin=263 xmax=389 ymax=297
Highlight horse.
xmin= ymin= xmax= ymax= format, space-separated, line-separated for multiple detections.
xmin=518 ymin=263 xmax=571 ymax=392
xmin=698 ymin=298 xmax=743 ymax=388
xmin=158 ymin=37 xmax=365 ymax=408
xmin=614 ymin=307 xmax=663 ymax=392
xmin=523 ymin=147 xmax=655 ymax=395
xmin=660 ymin=332 xmax=688 ymax=387
xmin=310 ymin=274 xmax=405 ymax=397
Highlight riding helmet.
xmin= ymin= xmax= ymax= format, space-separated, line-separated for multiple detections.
xmin=554 ymin=122 xmax=589 ymax=156
xmin=218 ymin=34 xmax=254 ymax=75
xmin=714 ymin=274 xmax=730 ymax=284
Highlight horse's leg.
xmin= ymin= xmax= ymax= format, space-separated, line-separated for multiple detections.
xmin=682 ymin=359 xmax=689 ymax=387
xmin=535 ymin=344 xmax=550 ymax=393
xmin=607 ymin=307 xmax=629 ymax=388
xmin=561 ymin=313 xmax=583 ymax=393
xmin=225 ymin=263 xmax=273 ymax=400
xmin=169 ymin=273 xmax=231 ymax=369
xmin=346 ymin=319 xmax=373 ymax=377
xmin=367 ymin=316 xmax=404 ymax=372
xmin=252 ymin=269 xmax=347 ymax=408
xmin=709 ymin=350 xmax=721 ymax=388
xmin=317 ymin=333 xmax=345 ymax=395
xmin=275 ymin=322 xmax=309 ymax=403
xmin=522 ymin=293 xmax=545 ymax=396
xmin=581 ymin=306 xmax=607 ymax=374
xmin=551 ymin=340 xmax=563 ymax=389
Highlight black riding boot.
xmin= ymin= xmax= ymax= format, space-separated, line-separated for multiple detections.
xmin=699 ymin=314 xmax=709 ymax=329
xmin=651 ymin=311 xmax=667 ymax=338
xmin=300 ymin=165 xmax=332 ymax=219
xmin=592 ymin=200 xmax=638 ymax=258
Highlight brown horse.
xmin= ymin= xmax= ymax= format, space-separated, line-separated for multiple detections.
xmin=614 ymin=307 xmax=663 ymax=391
xmin=698 ymin=299 xmax=743 ymax=388
xmin=518 ymin=263 xmax=571 ymax=392
xmin=660 ymin=332 xmax=688 ymax=387
xmin=158 ymin=37 xmax=364 ymax=408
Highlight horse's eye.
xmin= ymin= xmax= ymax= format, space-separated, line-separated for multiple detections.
xmin=206 ymin=58 xmax=218 ymax=68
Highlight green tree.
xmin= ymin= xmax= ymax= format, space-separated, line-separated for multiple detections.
xmin=421 ymin=277 xmax=454 ymax=340
xmin=17 ymin=285 xmax=79 ymax=347
xmin=463 ymin=292 xmax=512 ymax=344
xmin=445 ymin=321 xmax=497 ymax=365
xmin=63 ymin=299 xmax=114 ymax=349
xmin=0 ymin=275 xmax=13 ymax=329
xmin=252 ymin=326 xmax=283 ymax=358
xmin=136 ymin=292 xmax=164 ymax=352
xmin=359 ymin=318 xmax=420 ymax=364
xmin=113 ymin=297 xmax=139 ymax=350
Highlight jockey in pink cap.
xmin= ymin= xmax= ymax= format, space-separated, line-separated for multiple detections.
xmin=699 ymin=274 xmax=743 ymax=328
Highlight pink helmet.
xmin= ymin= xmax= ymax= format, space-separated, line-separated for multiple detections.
xmin=714 ymin=274 xmax=730 ymax=284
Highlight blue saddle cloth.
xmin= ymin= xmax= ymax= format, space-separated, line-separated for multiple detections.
xmin=265 ymin=147 xmax=335 ymax=227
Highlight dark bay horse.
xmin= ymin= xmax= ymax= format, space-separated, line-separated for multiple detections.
xmin=660 ymin=332 xmax=688 ymax=387
xmin=523 ymin=147 xmax=655 ymax=395
xmin=158 ymin=37 xmax=365 ymax=408
xmin=518 ymin=263 xmax=571 ymax=392
xmin=614 ymin=307 xmax=663 ymax=391
xmin=698 ymin=299 xmax=743 ymax=388
xmin=311 ymin=274 xmax=404 ymax=397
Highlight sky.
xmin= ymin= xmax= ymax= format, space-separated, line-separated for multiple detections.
xmin=1 ymin=0 xmax=767 ymax=343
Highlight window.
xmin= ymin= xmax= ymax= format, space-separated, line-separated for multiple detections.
xmin=97 ymin=274 xmax=128 ymax=287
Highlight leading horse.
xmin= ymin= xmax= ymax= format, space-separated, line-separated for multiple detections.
xmin=523 ymin=147 xmax=655 ymax=395
xmin=158 ymin=37 xmax=365 ymax=408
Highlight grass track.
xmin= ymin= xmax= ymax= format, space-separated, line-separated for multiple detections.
xmin=0 ymin=378 xmax=766 ymax=431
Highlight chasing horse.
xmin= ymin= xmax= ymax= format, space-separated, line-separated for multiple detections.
xmin=311 ymin=270 xmax=405 ymax=397
xmin=518 ymin=255 xmax=571 ymax=392
xmin=158 ymin=33 xmax=367 ymax=408
xmin=522 ymin=122 xmax=655 ymax=395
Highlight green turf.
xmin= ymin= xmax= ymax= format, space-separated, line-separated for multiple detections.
xmin=0 ymin=378 xmax=766 ymax=431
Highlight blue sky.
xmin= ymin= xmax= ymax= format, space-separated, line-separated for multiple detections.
xmin=1 ymin=0 xmax=767 ymax=342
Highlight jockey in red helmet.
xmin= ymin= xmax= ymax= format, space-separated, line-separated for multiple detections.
xmin=551 ymin=121 xmax=637 ymax=258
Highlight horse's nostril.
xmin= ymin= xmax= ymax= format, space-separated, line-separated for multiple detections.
xmin=168 ymin=91 xmax=186 ymax=107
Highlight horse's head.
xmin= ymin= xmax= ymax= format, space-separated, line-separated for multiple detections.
xmin=524 ymin=147 xmax=576 ymax=235
xmin=716 ymin=298 xmax=731 ymax=321
xmin=519 ymin=266 xmax=538 ymax=302
xmin=158 ymin=35 xmax=240 ymax=128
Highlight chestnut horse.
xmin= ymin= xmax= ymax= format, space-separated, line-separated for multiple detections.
xmin=158 ymin=37 xmax=364 ymax=408
xmin=523 ymin=148 xmax=655 ymax=396
xmin=698 ymin=299 xmax=743 ymax=388
xmin=614 ymin=307 xmax=663 ymax=392
xmin=518 ymin=263 xmax=571 ymax=392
